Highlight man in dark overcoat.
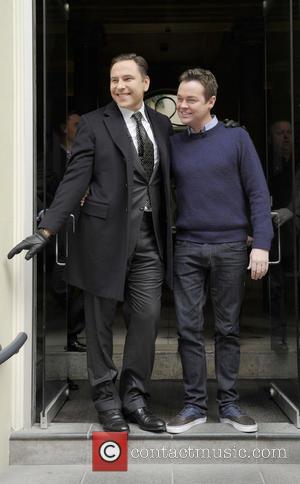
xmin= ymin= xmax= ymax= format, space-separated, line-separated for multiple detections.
xmin=8 ymin=53 xmax=173 ymax=433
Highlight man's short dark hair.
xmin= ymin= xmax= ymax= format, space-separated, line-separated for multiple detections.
xmin=179 ymin=68 xmax=218 ymax=101
xmin=110 ymin=53 xmax=149 ymax=78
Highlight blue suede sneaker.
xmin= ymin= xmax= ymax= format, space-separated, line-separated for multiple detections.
xmin=219 ymin=404 xmax=257 ymax=433
xmin=166 ymin=405 xmax=207 ymax=434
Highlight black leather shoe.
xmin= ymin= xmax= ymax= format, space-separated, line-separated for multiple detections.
xmin=67 ymin=378 xmax=79 ymax=391
xmin=98 ymin=409 xmax=130 ymax=432
xmin=126 ymin=407 xmax=166 ymax=432
xmin=64 ymin=340 xmax=86 ymax=352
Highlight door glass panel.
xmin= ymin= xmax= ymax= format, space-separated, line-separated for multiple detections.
xmin=35 ymin=0 xmax=69 ymax=425
xmin=32 ymin=0 xmax=300 ymax=425
xmin=262 ymin=0 xmax=299 ymax=408
xmin=293 ymin=0 xmax=300 ymax=390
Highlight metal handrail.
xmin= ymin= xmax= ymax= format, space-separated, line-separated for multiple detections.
xmin=0 ymin=332 xmax=28 ymax=365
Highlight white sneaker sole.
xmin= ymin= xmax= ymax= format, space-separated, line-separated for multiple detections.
xmin=220 ymin=417 xmax=258 ymax=433
xmin=166 ymin=416 xmax=207 ymax=434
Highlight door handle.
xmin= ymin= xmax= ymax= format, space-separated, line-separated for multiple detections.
xmin=55 ymin=213 xmax=75 ymax=266
xmin=269 ymin=211 xmax=281 ymax=265
xmin=55 ymin=232 xmax=67 ymax=266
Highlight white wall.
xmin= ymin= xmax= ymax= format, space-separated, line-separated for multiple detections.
xmin=0 ymin=0 xmax=15 ymax=472
xmin=0 ymin=0 xmax=33 ymax=473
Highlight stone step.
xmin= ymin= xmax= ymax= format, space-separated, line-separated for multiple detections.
xmin=10 ymin=422 xmax=300 ymax=465
xmin=11 ymin=381 xmax=300 ymax=466
xmin=3 ymin=464 xmax=300 ymax=484
xmin=45 ymin=341 xmax=297 ymax=380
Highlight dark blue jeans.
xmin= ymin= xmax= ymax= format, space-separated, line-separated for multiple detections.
xmin=173 ymin=239 xmax=248 ymax=413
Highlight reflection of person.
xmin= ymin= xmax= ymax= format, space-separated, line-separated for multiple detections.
xmin=39 ymin=111 xmax=86 ymax=354
xmin=8 ymin=53 xmax=173 ymax=433
xmin=59 ymin=112 xmax=81 ymax=162
xmin=268 ymin=120 xmax=298 ymax=351
xmin=60 ymin=112 xmax=87 ymax=352
xmin=166 ymin=68 xmax=273 ymax=435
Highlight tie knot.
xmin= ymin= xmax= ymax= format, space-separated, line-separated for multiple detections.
xmin=132 ymin=111 xmax=143 ymax=124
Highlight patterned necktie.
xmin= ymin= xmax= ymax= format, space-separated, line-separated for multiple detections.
xmin=131 ymin=111 xmax=154 ymax=181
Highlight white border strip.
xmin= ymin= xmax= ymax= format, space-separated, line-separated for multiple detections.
xmin=11 ymin=0 xmax=34 ymax=430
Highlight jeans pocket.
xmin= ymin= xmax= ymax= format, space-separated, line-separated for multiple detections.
xmin=175 ymin=239 xmax=192 ymax=248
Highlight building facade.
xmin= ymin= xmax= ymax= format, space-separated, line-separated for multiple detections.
xmin=0 ymin=0 xmax=300 ymax=473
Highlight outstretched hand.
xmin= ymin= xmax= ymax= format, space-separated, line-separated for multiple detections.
xmin=247 ymin=248 xmax=269 ymax=280
xmin=7 ymin=230 xmax=51 ymax=261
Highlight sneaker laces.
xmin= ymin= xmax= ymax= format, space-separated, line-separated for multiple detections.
xmin=220 ymin=404 xmax=244 ymax=418
xmin=178 ymin=405 xmax=204 ymax=419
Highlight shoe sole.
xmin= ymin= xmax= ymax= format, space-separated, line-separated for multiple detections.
xmin=166 ymin=416 xmax=207 ymax=434
xmin=102 ymin=426 xmax=130 ymax=432
xmin=127 ymin=420 xmax=166 ymax=432
xmin=138 ymin=425 xmax=166 ymax=433
xmin=219 ymin=417 xmax=258 ymax=433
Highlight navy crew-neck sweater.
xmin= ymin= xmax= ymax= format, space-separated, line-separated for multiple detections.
xmin=171 ymin=122 xmax=273 ymax=250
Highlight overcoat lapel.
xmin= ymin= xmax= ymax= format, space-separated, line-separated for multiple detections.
xmin=103 ymin=102 xmax=135 ymax=164
xmin=146 ymin=105 xmax=168 ymax=180
xmin=103 ymin=101 xmax=149 ymax=181
xmin=103 ymin=102 xmax=168 ymax=182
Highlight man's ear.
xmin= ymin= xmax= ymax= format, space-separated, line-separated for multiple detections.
xmin=208 ymin=96 xmax=216 ymax=109
xmin=144 ymin=76 xmax=150 ymax=92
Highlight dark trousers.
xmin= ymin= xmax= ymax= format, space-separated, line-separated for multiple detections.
xmin=67 ymin=287 xmax=85 ymax=344
xmin=84 ymin=213 xmax=164 ymax=413
xmin=173 ymin=240 xmax=248 ymax=413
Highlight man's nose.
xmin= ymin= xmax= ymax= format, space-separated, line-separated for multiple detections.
xmin=116 ymin=80 xmax=126 ymax=90
xmin=179 ymin=100 xmax=189 ymax=109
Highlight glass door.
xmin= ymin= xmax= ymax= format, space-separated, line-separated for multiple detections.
xmin=264 ymin=0 xmax=300 ymax=425
xmin=35 ymin=0 xmax=70 ymax=427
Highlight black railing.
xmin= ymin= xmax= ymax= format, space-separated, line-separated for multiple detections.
xmin=0 ymin=332 xmax=28 ymax=365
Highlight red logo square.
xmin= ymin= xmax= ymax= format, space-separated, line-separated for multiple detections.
xmin=92 ymin=432 xmax=128 ymax=471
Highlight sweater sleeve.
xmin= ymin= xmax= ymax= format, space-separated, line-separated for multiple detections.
xmin=238 ymin=129 xmax=274 ymax=250
xmin=39 ymin=115 xmax=95 ymax=233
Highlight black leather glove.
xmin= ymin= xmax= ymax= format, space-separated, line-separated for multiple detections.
xmin=223 ymin=118 xmax=247 ymax=130
xmin=7 ymin=229 xmax=50 ymax=261
xmin=223 ymin=118 xmax=240 ymax=128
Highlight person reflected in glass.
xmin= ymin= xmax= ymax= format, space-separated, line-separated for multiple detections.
xmin=268 ymin=120 xmax=300 ymax=352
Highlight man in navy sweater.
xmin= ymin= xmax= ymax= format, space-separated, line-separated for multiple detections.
xmin=166 ymin=68 xmax=273 ymax=434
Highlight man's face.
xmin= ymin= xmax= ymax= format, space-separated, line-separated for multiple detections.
xmin=110 ymin=60 xmax=150 ymax=111
xmin=271 ymin=121 xmax=292 ymax=159
xmin=176 ymin=80 xmax=216 ymax=131
xmin=66 ymin=114 xmax=80 ymax=144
